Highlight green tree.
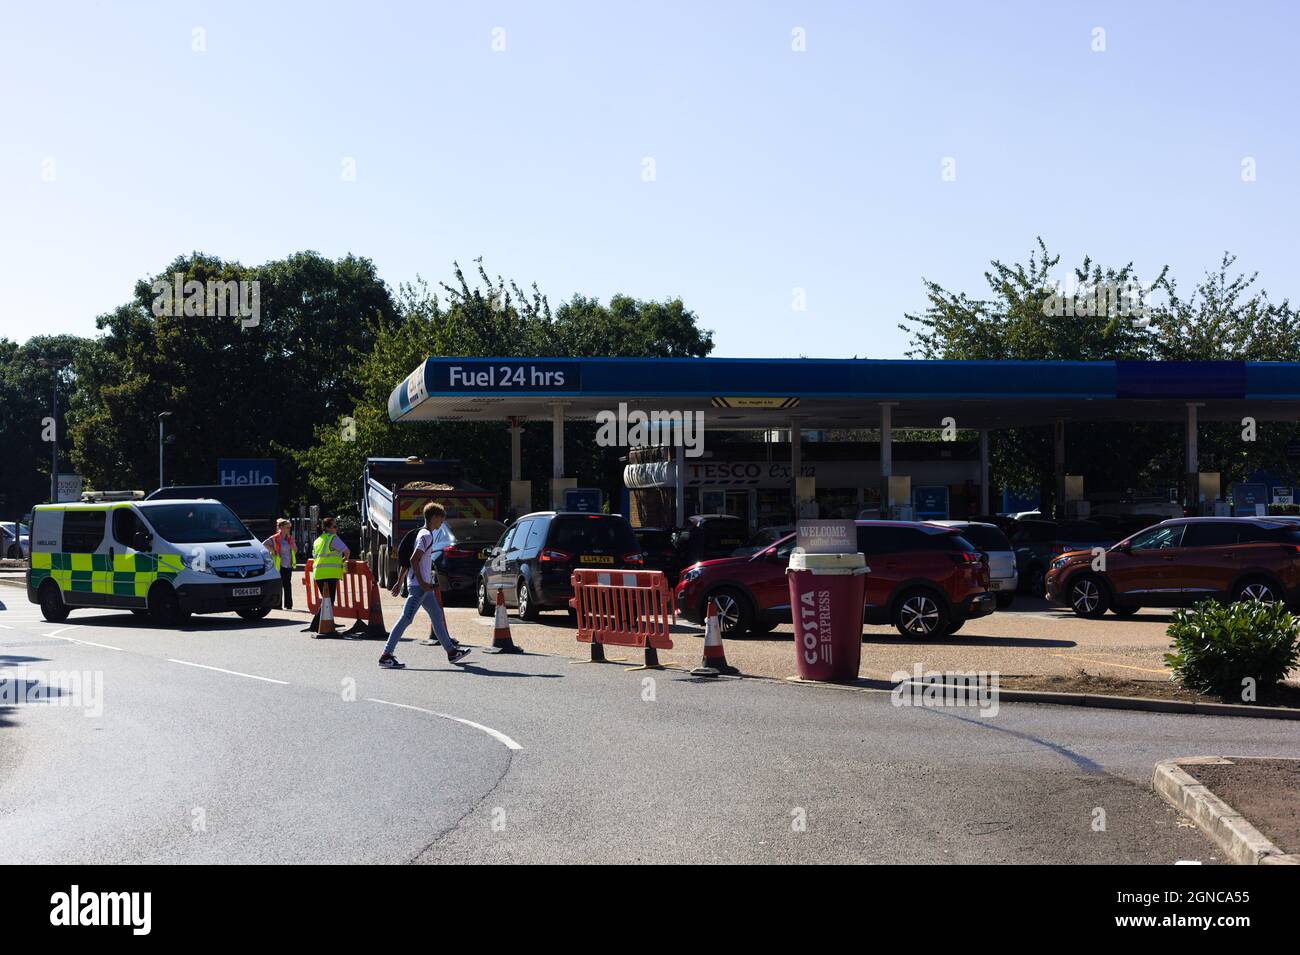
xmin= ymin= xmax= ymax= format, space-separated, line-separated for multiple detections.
xmin=68 ymin=251 xmax=396 ymax=504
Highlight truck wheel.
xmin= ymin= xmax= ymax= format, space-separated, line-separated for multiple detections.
xmin=38 ymin=581 xmax=70 ymax=622
xmin=148 ymin=583 xmax=186 ymax=627
xmin=378 ymin=545 xmax=391 ymax=588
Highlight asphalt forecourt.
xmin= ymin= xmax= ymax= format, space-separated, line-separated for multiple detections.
xmin=7 ymin=592 xmax=1298 ymax=868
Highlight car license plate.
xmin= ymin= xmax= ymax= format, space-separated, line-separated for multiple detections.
xmin=989 ymin=579 xmax=1004 ymax=590
xmin=580 ymin=554 xmax=614 ymax=565
xmin=232 ymin=586 xmax=261 ymax=597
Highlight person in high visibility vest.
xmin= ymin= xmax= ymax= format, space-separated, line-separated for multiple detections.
xmin=261 ymin=518 xmax=297 ymax=610
xmin=312 ymin=517 xmax=350 ymax=634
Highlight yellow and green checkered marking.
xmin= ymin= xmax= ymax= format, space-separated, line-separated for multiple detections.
xmin=31 ymin=552 xmax=183 ymax=598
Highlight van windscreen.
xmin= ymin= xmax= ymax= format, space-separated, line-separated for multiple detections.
xmin=141 ymin=503 xmax=252 ymax=543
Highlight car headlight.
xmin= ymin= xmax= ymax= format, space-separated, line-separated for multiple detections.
xmin=1051 ymin=556 xmax=1070 ymax=569
xmin=681 ymin=567 xmax=703 ymax=583
xmin=263 ymin=554 xmax=275 ymax=573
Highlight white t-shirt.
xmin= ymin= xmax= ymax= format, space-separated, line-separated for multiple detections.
xmin=407 ymin=524 xmax=455 ymax=588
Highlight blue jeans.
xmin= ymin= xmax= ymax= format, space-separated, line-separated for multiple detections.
xmin=384 ymin=588 xmax=455 ymax=656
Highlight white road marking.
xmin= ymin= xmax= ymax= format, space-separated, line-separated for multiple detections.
xmin=45 ymin=625 xmax=82 ymax=638
xmin=51 ymin=635 xmax=125 ymax=652
xmin=168 ymin=659 xmax=289 ymax=685
xmin=366 ymin=697 xmax=523 ymax=750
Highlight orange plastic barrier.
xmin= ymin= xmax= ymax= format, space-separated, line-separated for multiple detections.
xmin=303 ymin=559 xmax=387 ymax=638
xmin=570 ymin=569 xmax=674 ymax=666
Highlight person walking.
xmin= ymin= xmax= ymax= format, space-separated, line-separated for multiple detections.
xmin=380 ymin=502 xmax=471 ymax=669
xmin=311 ymin=516 xmax=349 ymax=635
xmin=262 ymin=518 xmax=297 ymax=610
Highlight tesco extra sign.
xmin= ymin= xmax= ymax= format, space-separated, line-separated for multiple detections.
xmin=218 ymin=458 xmax=276 ymax=486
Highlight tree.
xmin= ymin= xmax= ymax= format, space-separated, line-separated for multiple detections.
xmin=0 ymin=335 xmax=86 ymax=516
xmin=899 ymin=241 xmax=1300 ymax=510
xmin=299 ymin=259 xmax=714 ymax=510
xmin=68 ymin=251 xmax=396 ymax=504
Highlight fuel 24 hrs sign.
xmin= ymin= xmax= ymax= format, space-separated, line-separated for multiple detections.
xmin=437 ymin=361 xmax=581 ymax=392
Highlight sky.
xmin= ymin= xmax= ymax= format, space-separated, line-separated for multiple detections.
xmin=1 ymin=0 xmax=1297 ymax=359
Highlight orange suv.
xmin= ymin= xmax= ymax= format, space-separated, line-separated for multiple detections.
xmin=1045 ymin=517 xmax=1300 ymax=618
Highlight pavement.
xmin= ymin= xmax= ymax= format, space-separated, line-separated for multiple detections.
xmin=5 ymin=580 xmax=1300 ymax=863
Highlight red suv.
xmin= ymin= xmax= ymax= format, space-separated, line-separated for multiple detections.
xmin=1045 ymin=517 xmax=1300 ymax=618
xmin=674 ymin=521 xmax=994 ymax=639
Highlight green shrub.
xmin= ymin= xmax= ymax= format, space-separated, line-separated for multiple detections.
xmin=1164 ymin=599 xmax=1300 ymax=701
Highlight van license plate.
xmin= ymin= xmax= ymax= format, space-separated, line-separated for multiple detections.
xmin=233 ymin=587 xmax=261 ymax=597
xmin=580 ymin=555 xmax=614 ymax=565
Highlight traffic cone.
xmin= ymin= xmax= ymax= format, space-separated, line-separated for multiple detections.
xmin=692 ymin=599 xmax=740 ymax=676
xmin=360 ymin=573 xmax=387 ymax=639
xmin=317 ymin=591 xmax=338 ymax=637
xmin=488 ymin=587 xmax=524 ymax=653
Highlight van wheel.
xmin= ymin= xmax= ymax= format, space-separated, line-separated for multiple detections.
xmin=894 ymin=589 xmax=949 ymax=639
xmin=477 ymin=577 xmax=495 ymax=616
xmin=130 ymin=609 xmax=150 ymax=617
xmin=236 ymin=606 xmax=271 ymax=621
xmin=148 ymin=583 xmax=186 ymax=627
xmin=1233 ymin=578 xmax=1279 ymax=604
xmin=38 ymin=581 xmax=70 ymax=622
xmin=517 ymin=578 xmax=540 ymax=620
xmin=1068 ymin=574 xmax=1109 ymax=618
xmin=705 ymin=587 xmax=752 ymax=638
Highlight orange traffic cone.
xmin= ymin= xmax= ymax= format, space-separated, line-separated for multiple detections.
xmin=692 ymin=599 xmax=739 ymax=676
xmin=489 ymin=587 xmax=524 ymax=654
xmin=317 ymin=590 xmax=338 ymax=637
xmin=361 ymin=574 xmax=388 ymax=639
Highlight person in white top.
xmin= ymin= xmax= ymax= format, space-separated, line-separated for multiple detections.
xmin=379 ymin=502 xmax=471 ymax=669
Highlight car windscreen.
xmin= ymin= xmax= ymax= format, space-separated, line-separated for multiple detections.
xmin=956 ymin=525 xmax=1011 ymax=551
xmin=445 ymin=519 xmax=507 ymax=543
xmin=549 ymin=517 xmax=638 ymax=554
xmin=1056 ymin=522 xmax=1112 ymax=543
xmin=140 ymin=503 xmax=252 ymax=544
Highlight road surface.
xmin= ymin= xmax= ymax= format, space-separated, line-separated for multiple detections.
xmin=3 ymin=592 xmax=1298 ymax=863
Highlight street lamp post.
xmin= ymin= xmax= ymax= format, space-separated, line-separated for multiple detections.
xmin=37 ymin=358 xmax=69 ymax=504
xmin=158 ymin=412 xmax=172 ymax=491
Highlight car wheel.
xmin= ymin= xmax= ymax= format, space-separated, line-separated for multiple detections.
xmin=38 ymin=581 xmax=70 ymax=622
xmin=1028 ymin=564 xmax=1046 ymax=597
xmin=476 ymin=577 xmax=494 ymax=616
xmin=5 ymin=545 xmax=19 ymax=560
xmin=1111 ymin=602 xmax=1140 ymax=617
xmin=749 ymin=616 xmax=778 ymax=635
xmin=236 ymin=606 xmax=271 ymax=621
xmin=1068 ymin=574 xmax=1109 ymax=618
xmin=517 ymin=577 xmax=540 ymax=620
xmin=894 ymin=589 xmax=949 ymax=639
xmin=705 ymin=587 xmax=753 ymax=638
xmin=947 ymin=619 xmax=965 ymax=635
xmin=995 ymin=592 xmax=1014 ymax=609
xmin=1233 ymin=578 xmax=1279 ymax=604
xmin=148 ymin=583 xmax=185 ymax=627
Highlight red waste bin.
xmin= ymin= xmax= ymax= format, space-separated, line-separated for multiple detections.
xmin=787 ymin=551 xmax=869 ymax=682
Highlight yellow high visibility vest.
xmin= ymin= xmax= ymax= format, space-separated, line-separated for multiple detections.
xmin=312 ymin=533 xmax=345 ymax=580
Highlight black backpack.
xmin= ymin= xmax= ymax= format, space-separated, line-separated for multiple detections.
xmin=397 ymin=528 xmax=418 ymax=569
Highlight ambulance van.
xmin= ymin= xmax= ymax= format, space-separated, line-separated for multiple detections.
xmin=27 ymin=499 xmax=281 ymax=625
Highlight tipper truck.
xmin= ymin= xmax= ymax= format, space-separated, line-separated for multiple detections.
xmin=357 ymin=457 xmax=500 ymax=587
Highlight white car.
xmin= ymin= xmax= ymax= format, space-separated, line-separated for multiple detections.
xmin=928 ymin=520 xmax=1019 ymax=608
xmin=1 ymin=521 xmax=29 ymax=559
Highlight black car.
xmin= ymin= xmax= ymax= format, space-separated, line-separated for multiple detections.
xmin=477 ymin=512 xmax=643 ymax=619
xmin=674 ymin=514 xmax=750 ymax=567
xmin=634 ymin=527 xmax=679 ymax=583
xmin=437 ymin=518 xmax=508 ymax=602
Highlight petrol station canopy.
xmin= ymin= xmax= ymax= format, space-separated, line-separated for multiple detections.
xmin=388 ymin=357 xmax=1300 ymax=429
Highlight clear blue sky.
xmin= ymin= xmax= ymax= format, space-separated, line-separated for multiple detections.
xmin=2 ymin=1 xmax=1296 ymax=358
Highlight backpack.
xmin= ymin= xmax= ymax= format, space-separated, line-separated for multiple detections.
xmin=397 ymin=528 xmax=418 ymax=569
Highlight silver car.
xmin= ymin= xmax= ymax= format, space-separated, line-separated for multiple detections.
xmin=1 ymin=521 xmax=30 ymax=560
xmin=928 ymin=520 xmax=1018 ymax=608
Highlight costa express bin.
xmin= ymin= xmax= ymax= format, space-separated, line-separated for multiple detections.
xmin=787 ymin=551 xmax=869 ymax=682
